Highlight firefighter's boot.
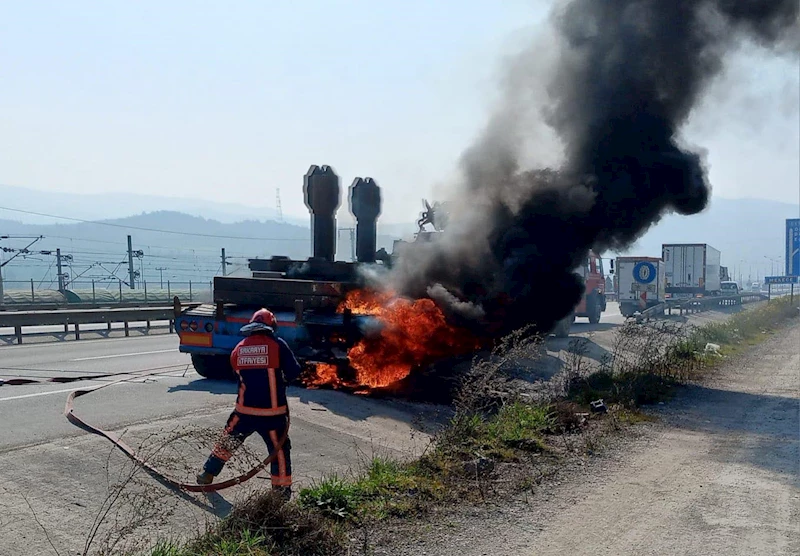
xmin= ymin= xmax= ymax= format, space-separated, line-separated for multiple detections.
xmin=196 ymin=471 xmax=215 ymax=485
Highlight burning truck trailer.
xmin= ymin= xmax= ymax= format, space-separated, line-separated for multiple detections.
xmin=174 ymin=164 xmax=602 ymax=398
xmin=174 ymin=165 xmax=484 ymax=396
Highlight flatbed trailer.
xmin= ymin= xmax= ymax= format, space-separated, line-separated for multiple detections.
xmin=175 ymin=166 xmax=382 ymax=379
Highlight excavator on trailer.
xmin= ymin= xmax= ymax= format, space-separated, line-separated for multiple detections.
xmin=385 ymin=198 xmax=606 ymax=338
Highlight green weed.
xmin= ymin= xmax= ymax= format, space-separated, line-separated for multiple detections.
xmin=298 ymin=476 xmax=358 ymax=519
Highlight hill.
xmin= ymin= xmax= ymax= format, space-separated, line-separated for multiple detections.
xmin=0 ymin=211 xmax=401 ymax=289
xmin=0 ymin=183 xmax=300 ymax=225
xmin=0 ymin=195 xmax=796 ymax=292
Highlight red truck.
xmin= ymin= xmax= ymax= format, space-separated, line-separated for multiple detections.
xmin=551 ymin=251 xmax=607 ymax=337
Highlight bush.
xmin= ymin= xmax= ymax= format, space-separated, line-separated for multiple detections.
xmin=150 ymin=491 xmax=345 ymax=556
xmin=488 ymin=402 xmax=554 ymax=446
xmin=297 ymin=457 xmax=444 ymax=522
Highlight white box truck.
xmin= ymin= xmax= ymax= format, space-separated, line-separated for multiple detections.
xmin=616 ymin=257 xmax=666 ymax=317
xmin=662 ymin=243 xmax=722 ymax=297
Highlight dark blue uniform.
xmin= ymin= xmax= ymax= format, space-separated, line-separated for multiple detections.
xmin=202 ymin=331 xmax=301 ymax=488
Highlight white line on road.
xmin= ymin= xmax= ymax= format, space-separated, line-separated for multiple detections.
xmin=71 ymin=349 xmax=175 ymax=361
xmin=0 ymin=386 xmax=97 ymax=402
xmin=0 ymin=371 xmax=195 ymax=402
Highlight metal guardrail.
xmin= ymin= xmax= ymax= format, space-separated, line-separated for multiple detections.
xmin=0 ymin=301 xmax=194 ymax=313
xmin=0 ymin=304 xmax=200 ymax=344
xmin=634 ymin=293 xmax=769 ymax=323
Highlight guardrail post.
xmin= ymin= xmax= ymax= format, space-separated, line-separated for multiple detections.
xmin=75 ymin=323 xmax=80 ymax=340
xmin=144 ymin=281 xmax=148 ymax=303
xmin=169 ymin=319 xmax=174 ymax=333
xmin=63 ymin=322 xmax=68 ymax=333
xmin=30 ymin=279 xmax=35 ymax=303
xmin=124 ymin=321 xmax=129 ymax=337
xmin=189 ymin=281 xmax=193 ymax=302
xmin=15 ymin=325 xmax=22 ymax=344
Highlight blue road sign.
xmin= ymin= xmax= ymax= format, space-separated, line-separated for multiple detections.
xmin=787 ymin=218 xmax=800 ymax=276
xmin=765 ymin=275 xmax=799 ymax=285
xmin=633 ymin=261 xmax=657 ymax=284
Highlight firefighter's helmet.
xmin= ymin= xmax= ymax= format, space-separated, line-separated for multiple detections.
xmin=240 ymin=308 xmax=277 ymax=336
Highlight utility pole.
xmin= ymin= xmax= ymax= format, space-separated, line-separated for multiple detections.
xmin=0 ymin=249 xmax=4 ymax=305
xmin=156 ymin=267 xmax=167 ymax=288
xmin=221 ymin=248 xmax=228 ymax=276
xmin=276 ymin=188 xmax=283 ymax=222
xmin=56 ymin=248 xmax=65 ymax=292
xmin=127 ymin=235 xmax=135 ymax=289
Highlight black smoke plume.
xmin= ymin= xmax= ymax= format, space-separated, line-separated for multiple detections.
xmin=387 ymin=0 xmax=798 ymax=335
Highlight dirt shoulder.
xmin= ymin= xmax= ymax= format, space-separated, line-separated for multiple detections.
xmin=375 ymin=322 xmax=800 ymax=556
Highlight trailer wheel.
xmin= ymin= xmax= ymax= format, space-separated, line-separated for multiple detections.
xmin=587 ymin=296 xmax=602 ymax=324
xmin=191 ymin=354 xmax=235 ymax=380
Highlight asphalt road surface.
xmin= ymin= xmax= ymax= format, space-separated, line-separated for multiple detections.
xmin=0 ymin=331 xmax=443 ymax=555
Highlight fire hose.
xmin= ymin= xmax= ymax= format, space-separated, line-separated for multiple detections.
xmin=63 ymin=369 xmax=288 ymax=493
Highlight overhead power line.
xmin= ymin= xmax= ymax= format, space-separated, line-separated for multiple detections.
xmin=0 ymin=206 xmax=308 ymax=242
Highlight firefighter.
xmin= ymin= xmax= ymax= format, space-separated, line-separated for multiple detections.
xmin=196 ymin=308 xmax=301 ymax=500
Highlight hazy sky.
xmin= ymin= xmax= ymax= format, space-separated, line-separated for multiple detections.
xmin=1 ymin=1 xmax=798 ymax=224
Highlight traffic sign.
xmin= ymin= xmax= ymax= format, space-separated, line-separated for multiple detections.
xmin=787 ymin=219 xmax=800 ymax=276
xmin=765 ymin=275 xmax=799 ymax=285
xmin=633 ymin=261 xmax=657 ymax=284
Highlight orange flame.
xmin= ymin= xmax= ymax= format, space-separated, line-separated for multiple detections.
xmin=337 ymin=289 xmax=394 ymax=315
xmin=304 ymin=363 xmax=342 ymax=389
xmin=307 ymin=290 xmax=481 ymax=390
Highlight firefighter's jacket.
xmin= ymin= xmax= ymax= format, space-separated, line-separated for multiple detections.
xmin=229 ymin=333 xmax=301 ymax=417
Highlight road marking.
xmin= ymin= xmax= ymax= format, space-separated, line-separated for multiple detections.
xmin=71 ymin=349 xmax=175 ymax=361
xmin=0 ymin=386 xmax=102 ymax=402
xmin=0 ymin=372 xmax=195 ymax=402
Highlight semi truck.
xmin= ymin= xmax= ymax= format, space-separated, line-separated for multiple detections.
xmin=662 ymin=243 xmax=722 ymax=298
xmin=615 ymin=257 xmax=666 ymax=317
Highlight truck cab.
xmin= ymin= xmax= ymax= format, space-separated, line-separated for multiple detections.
xmin=551 ymin=251 xmax=606 ymax=337
xmin=720 ymin=281 xmax=740 ymax=295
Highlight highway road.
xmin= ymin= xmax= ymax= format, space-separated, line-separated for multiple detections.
xmin=0 ymin=301 xmax=739 ymax=554
xmin=0 ymin=331 xmax=444 ymax=555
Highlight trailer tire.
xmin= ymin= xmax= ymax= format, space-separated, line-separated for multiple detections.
xmin=191 ymin=354 xmax=235 ymax=381
xmin=587 ymin=295 xmax=602 ymax=324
